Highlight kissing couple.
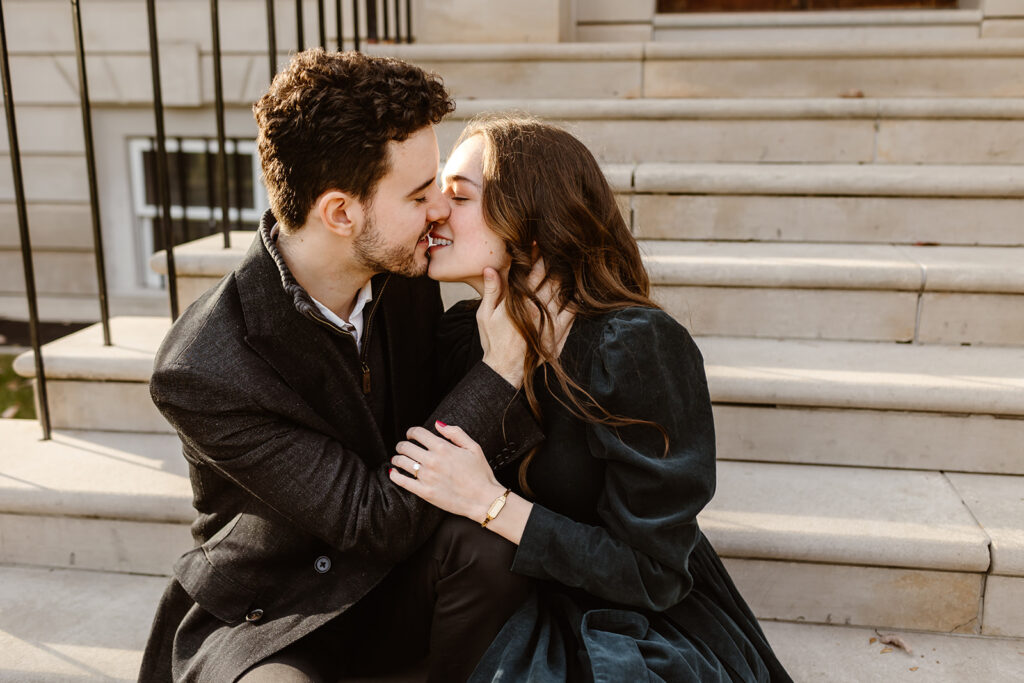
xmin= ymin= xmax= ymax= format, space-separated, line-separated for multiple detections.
xmin=139 ymin=49 xmax=791 ymax=683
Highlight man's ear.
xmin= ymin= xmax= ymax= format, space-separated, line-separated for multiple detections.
xmin=316 ymin=189 xmax=362 ymax=237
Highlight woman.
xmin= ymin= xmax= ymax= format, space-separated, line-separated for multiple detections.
xmin=388 ymin=116 xmax=791 ymax=682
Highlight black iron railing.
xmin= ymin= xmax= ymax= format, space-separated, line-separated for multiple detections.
xmin=1 ymin=0 xmax=413 ymax=439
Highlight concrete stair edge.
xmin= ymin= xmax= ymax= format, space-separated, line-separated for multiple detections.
xmin=12 ymin=318 xmax=1024 ymax=416
xmin=4 ymin=420 xmax=1022 ymax=579
xmin=451 ymin=97 xmax=1024 ymax=120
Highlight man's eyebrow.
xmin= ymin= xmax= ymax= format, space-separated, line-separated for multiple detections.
xmin=407 ymin=176 xmax=437 ymax=197
xmin=444 ymin=174 xmax=481 ymax=189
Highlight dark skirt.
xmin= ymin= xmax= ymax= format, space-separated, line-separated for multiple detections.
xmin=470 ymin=534 xmax=792 ymax=683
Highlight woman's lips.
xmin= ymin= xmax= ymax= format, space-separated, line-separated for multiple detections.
xmin=426 ymin=232 xmax=453 ymax=253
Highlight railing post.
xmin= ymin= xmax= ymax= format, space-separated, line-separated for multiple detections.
xmin=352 ymin=0 xmax=361 ymax=51
xmin=295 ymin=0 xmax=304 ymax=50
xmin=365 ymin=0 xmax=377 ymax=43
xmin=146 ymin=0 xmax=179 ymax=320
xmin=403 ymin=0 xmax=411 ymax=43
xmin=266 ymin=0 xmax=277 ymax=81
xmin=70 ymin=0 xmax=111 ymax=346
xmin=335 ymin=0 xmax=344 ymax=50
xmin=317 ymin=0 xmax=326 ymax=49
xmin=0 ymin=0 xmax=51 ymax=439
xmin=176 ymin=137 xmax=192 ymax=243
xmin=382 ymin=0 xmax=389 ymax=41
xmin=210 ymin=0 xmax=232 ymax=249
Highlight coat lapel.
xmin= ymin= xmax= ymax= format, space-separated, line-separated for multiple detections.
xmin=233 ymin=215 xmax=387 ymax=461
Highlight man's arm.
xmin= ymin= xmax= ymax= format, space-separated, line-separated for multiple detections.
xmin=154 ymin=353 xmax=541 ymax=563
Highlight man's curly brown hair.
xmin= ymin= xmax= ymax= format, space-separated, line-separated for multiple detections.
xmin=253 ymin=49 xmax=454 ymax=231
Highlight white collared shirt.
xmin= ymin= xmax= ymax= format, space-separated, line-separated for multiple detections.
xmin=311 ymin=280 xmax=374 ymax=352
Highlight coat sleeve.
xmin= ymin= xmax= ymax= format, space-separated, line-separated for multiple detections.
xmin=510 ymin=308 xmax=716 ymax=611
xmin=152 ymin=355 xmax=542 ymax=564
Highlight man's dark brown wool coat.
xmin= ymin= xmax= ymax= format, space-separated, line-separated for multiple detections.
xmin=139 ymin=211 xmax=542 ymax=682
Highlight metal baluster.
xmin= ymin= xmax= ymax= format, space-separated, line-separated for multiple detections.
xmin=295 ymin=0 xmax=304 ymax=50
xmin=404 ymin=0 xmax=411 ymax=43
xmin=365 ymin=0 xmax=377 ymax=43
xmin=204 ymin=140 xmax=217 ymax=236
xmin=69 ymin=0 xmax=111 ymax=346
xmin=382 ymin=0 xmax=388 ymax=41
xmin=352 ymin=0 xmax=360 ymax=51
xmin=317 ymin=0 xmax=326 ymax=48
xmin=266 ymin=0 xmax=277 ymax=81
xmin=393 ymin=0 xmax=401 ymax=43
xmin=176 ymin=137 xmax=191 ymax=243
xmin=334 ymin=0 xmax=343 ymax=50
xmin=145 ymin=0 xmax=179 ymax=320
xmin=0 ymin=0 xmax=51 ymax=439
xmin=231 ymin=138 xmax=245 ymax=231
xmin=210 ymin=0 xmax=231 ymax=249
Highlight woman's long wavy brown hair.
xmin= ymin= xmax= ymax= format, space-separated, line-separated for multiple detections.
xmin=454 ymin=115 xmax=668 ymax=492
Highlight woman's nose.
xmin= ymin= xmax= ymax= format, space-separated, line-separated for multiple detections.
xmin=427 ymin=190 xmax=450 ymax=223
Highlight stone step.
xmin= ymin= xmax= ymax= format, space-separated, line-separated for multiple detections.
xmin=13 ymin=317 xmax=1024 ymax=474
xmin=2 ymin=416 xmax=1021 ymax=638
xmin=643 ymin=241 xmax=1024 ymax=345
xmin=360 ymin=40 xmax=1024 ymax=101
xmin=0 ymin=420 xmax=192 ymax=574
xmin=0 ymin=565 xmax=167 ymax=682
xmin=760 ymin=621 xmax=1024 ymax=682
xmin=629 ymin=163 xmax=1024 ymax=246
xmin=704 ymin=462 xmax=1024 ymax=636
xmin=151 ymin=235 xmax=1024 ymax=346
xmin=440 ymin=98 xmax=1024 ymax=165
xmin=651 ymin=10 xmax=985 ymax=44
xmin=2 ymin=561 xmax=1021 ymax=683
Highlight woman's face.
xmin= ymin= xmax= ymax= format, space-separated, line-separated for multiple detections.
xmin=427 ymin=135 xmax=511 ymax=292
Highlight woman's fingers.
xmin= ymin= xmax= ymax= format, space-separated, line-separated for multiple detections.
xmin=478 ymin=267 xmax=502 ymax=319
xmin=434 ymin=422 xmax=480 ymax=454
xmin=395 ymin=438 xmax=429 ymax=461
xmin=389 ymin=453 xmax=423 ymax=477
xmin=388 ymin=465 xmax=426 ymax=494
xmin=405 ymin=425 xmax=451 ymax=452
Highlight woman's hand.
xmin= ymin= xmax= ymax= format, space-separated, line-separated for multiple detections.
xmin=477 ymin=268 xmax=526 ymax=387
xmin=478 ymin=259 xmax=575 ymax=384
xmin=389 ymin=422 xmax=507 ymax=524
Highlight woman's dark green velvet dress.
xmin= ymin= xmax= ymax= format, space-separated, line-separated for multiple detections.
xmin=438 ymin=302 xmax=791 ymax=683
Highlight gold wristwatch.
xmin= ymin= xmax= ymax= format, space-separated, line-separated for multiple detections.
xmin=481 ymin=488 xmax=512 ymax=528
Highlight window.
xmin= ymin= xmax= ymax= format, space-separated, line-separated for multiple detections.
xmin=129 ymin=137 xmax=268 ymax=287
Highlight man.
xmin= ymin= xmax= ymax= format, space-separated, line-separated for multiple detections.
xmin=139 ymin=50 xmax=541 ymax=682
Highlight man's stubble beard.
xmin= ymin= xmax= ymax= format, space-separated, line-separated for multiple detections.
xmin=352 ymin=211 xmax=427 ymax=278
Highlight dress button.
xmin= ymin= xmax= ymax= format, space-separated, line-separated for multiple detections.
xmin=245 ymin=609 xmax=264 ymax=622
xmin=507 ymin=441 xmax=517 ymax=450
xmin=314 ymin=556 xmax=331 ymax=573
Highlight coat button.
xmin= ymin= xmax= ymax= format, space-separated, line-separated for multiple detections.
xmin=245 ymin=609 xmax=264 ymax=622
xmin=314 ymin=556 xmax=331 ymax=573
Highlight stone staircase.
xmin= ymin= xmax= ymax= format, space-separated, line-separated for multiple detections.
xmin=6 ymin=33 xmax=1024 ymax=681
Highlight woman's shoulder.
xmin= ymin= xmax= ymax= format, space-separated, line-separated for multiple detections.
xmin=573 ymin=306 xmax=703 ymax=381
xmin=580 ymin=306 xmax=694 ymax=350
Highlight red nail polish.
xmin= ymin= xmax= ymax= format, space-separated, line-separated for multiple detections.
xmin=436 ymin=420 xmax=447 ymax=428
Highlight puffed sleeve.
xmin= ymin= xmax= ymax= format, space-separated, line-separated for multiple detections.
xmin=510 ymin=307 xmax=716 ymax=612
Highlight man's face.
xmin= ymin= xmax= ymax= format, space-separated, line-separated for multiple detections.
xmin=353 ymin=126 xmax=448 ymax=278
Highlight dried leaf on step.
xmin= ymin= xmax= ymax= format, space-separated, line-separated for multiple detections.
xmin=880 ymin=648 xmax=893 ymax=654
xmin=877 ymin=633 xmax=913 ymax=654
xmin=869 ymin=637 xmax=877 ymax=644
xmin=839 ymin=89 xmax=865 ymax=98
xmin=910 ymin=667 xmax=919 ymax=672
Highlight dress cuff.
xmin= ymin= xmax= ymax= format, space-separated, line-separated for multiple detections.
xmin=511 ymin=503 xmax=563 ymax=581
